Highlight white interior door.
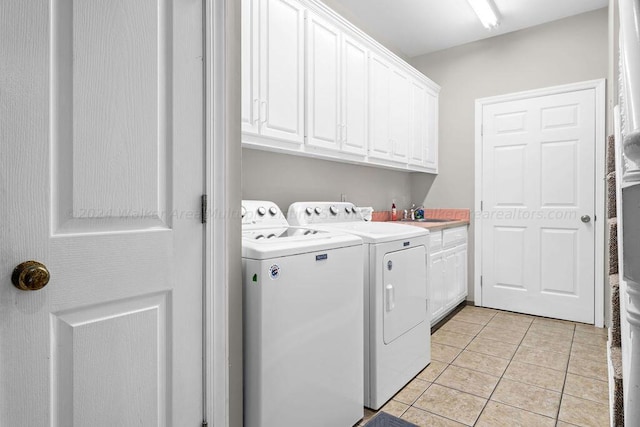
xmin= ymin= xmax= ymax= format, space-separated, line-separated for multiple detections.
xmin=480 ymin=89 xmax=596 ymax=323
xmin=1 ymin=0 xmax=204 ymax=425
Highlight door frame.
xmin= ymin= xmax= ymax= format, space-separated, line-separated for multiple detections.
xmin=205 ymin=0 xmax=242 ymax=426
xmin=473 ymin=79 xmax=606 ymax=327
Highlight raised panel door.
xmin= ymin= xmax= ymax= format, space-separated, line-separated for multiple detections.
xmin=259 ymin=0 xmax=305 ymax=144
xmin=455 ymin=244 xmax=468 ymax=302
xmin=429 ymin=252 xmax=445 ymax=324
xmin=341 ymin=35 xmax=368 ymax=156
xmin=306 ymin=10 xmax=341 ymax=151
xmin=242 ymin=0 xmax=260 ymax=134
xmin=410 ymin=80 xmax=427 ymax=166
xmin=1 ymin=0 xmax=204 ymax=424
xmin=443 ymin=248 xmax=457 ymax=309
xmin=481 ymin=89 xmax=596 ymax=322
xmin=389 ymin=68 xmax=410 ymax=163
xmin=369 ymin=53 xmax=391 ymax=159
xmin=425 ymin=89 xmax=439 ymax=172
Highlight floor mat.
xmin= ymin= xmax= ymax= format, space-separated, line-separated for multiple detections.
xmin=365 ymin=412 xmax=417 ymax=427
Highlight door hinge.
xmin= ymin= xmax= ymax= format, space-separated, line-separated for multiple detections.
xmin=201 ymin=194 xmax=208 ymax=224
xmin=480 ymin=201 xmax=483 ymax=211
xmin=480 ymin=276 xmax=483 ymax=288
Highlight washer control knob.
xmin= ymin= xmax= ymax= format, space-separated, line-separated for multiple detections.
xmin=314 ymin=207 xmax=322 ymax=215
xmin=269 ymin=207 xmax=278 ymax=216
xmin=351 ymin=207 xmax=357 ymax=214
xmin=305 ymin=207 xmax=313 ymax=216
xmin=241 ymin=206 xmax=247 ymax=218
xmin=257 ymin=207 xmax=266 ymax=216
xmin=345 ymin=207 xmax=351 ymax=214
xmin=330 ymin=206 xmax=338 ymax=215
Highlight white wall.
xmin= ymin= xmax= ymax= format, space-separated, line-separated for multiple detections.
xmin=409 ymin=8 xmax=609 ymax=302
xmin=318 ymin=0 xmax=409 ymax=60
xmin=242 ymin=148 xmax=413 ymax=212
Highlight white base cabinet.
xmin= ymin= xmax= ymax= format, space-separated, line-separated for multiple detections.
xmin=429 ymin=226 xmax=468 ymax=325
xmin=241 ymin=0 xmax=440 ymax=173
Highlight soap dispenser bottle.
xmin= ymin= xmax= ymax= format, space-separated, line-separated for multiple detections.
xmin=391 ymin=201 xmax=397 ymax=221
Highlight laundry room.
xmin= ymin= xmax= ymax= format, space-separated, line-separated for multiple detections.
xmin=241 ymin=0 xmax=627 ymax=426
xmin=2 ymin=0 xmax=638 ymax=426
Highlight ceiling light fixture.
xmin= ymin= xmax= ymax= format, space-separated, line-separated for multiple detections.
xmin=466 ymin=0 xmax=500 ymax=29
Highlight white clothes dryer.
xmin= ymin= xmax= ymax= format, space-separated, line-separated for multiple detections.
xmin=288 ymin=202 xmax=431 ymax=410
xmin=242 ymin=200 xmax=364 ymax=427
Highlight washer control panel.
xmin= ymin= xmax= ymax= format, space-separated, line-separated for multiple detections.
xmin=288 ymin=202 xmax=364 ymax=226
xmin=242 ymin=200 xmax=288 ymax=228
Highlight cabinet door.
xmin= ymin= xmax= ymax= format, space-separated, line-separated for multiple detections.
xmin=259 ymin=0 xmax=305 ymax=144
xmin=306 ymin=11 xmax=340 ymax=151
xmin=424 ymin=89 xmax=439 ymax=172
xmin=455 ymin=244 xmax=468 ymax=301
xmin=409 ymin=80 xmax=427 ymax=166
xmin=241 ymin=0 xmax=260 ymax=134
xmin=429 ymin=252 xmax=445 ymax=323
xmin=369 ymin=53 xmax=391 ymax=159
xmin=389 ymin=68 xmax=410 ymax=163
xmin=341 ymin=35 xmax=368 ymax=156
xmin=443 ymin=248 xmax=457 ymax=309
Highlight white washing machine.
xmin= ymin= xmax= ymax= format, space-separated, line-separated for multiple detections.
xmin=288 ymin=202 xmax=431 ymax=410
xmin=241 ymin=200 xmax=364 ymax=427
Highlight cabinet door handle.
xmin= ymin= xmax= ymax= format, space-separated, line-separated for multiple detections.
xmin=260 ymin=101 xmax=267 ymax=123
xmin=253 ymin=98 xmax=260 ymax=124
xmin=385 ymin=284 xmax=395 ymax=312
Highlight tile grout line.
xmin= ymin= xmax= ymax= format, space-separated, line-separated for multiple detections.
xmin=427 ymin=309 xmax=555 ymax=425
xmin=426 ymin=311 xmax=605 ymax=426
xmin=392 ymin=309 xmax=581 ymax=426
xmin=470 ymin=313 xmax=540 ymax=426
xmin=404 ymin=308 xmax=500 ymax=426
xmin=554 ymin=324 xmax=577 ymax=426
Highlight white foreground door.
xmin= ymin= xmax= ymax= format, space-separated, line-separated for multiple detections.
xmin=481 ymin=88 xmax=597 ymax=323
xmin=1 ymin=1 xmax=204 ymax=425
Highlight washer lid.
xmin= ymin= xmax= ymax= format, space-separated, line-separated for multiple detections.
xmin=242 ymin=227 xmax=363 ymax=259
xmin=305 ymin=221 xmax=428 ymax=244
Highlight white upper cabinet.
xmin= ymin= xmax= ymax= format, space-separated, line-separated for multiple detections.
xmin=410 ymin=80 xmax=427 ymax=166
xmin=306 ymin=11 xmax=341 ymax=151
xmin=389 ymin=67 xmax=411 ymax=163
xmin=242 ymin=0 xmax=305 ymax=145
xmin=242 ymin=0 xmax=260 ymax=134
xmin=369 ymin=53 xmax=392 ymax=160
xmin=241 ymin=0 xmax=439 ymax=172
xmin=370 ymin=58 xmax=412 ymax=165
xmin=425 ymin=88 xmax=439 ymax=172
xmin=341 ymin=35 xmax=368 ymax=156
xmin=409 ymin=80 xmax=438 ymax=173
xmin=306 ymin=11 xmax=368 ymax=156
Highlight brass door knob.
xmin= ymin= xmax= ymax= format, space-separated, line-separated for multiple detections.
xmin=11 ymin=261 xmax=50 ymax=291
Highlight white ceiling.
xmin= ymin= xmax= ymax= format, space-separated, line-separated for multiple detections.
xmin=330 ymin=0 xmax=609 ymax=57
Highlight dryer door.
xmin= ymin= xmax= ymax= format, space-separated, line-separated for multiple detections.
xmin=382 ymin=245 xmax=427 ymax=344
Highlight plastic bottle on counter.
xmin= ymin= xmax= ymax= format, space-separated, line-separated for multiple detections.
xmin=391 ymin=201 xmax=397 ymax=221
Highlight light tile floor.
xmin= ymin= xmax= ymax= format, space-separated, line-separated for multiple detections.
xmin=360 ymin=306 xmax=610 ymax=427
